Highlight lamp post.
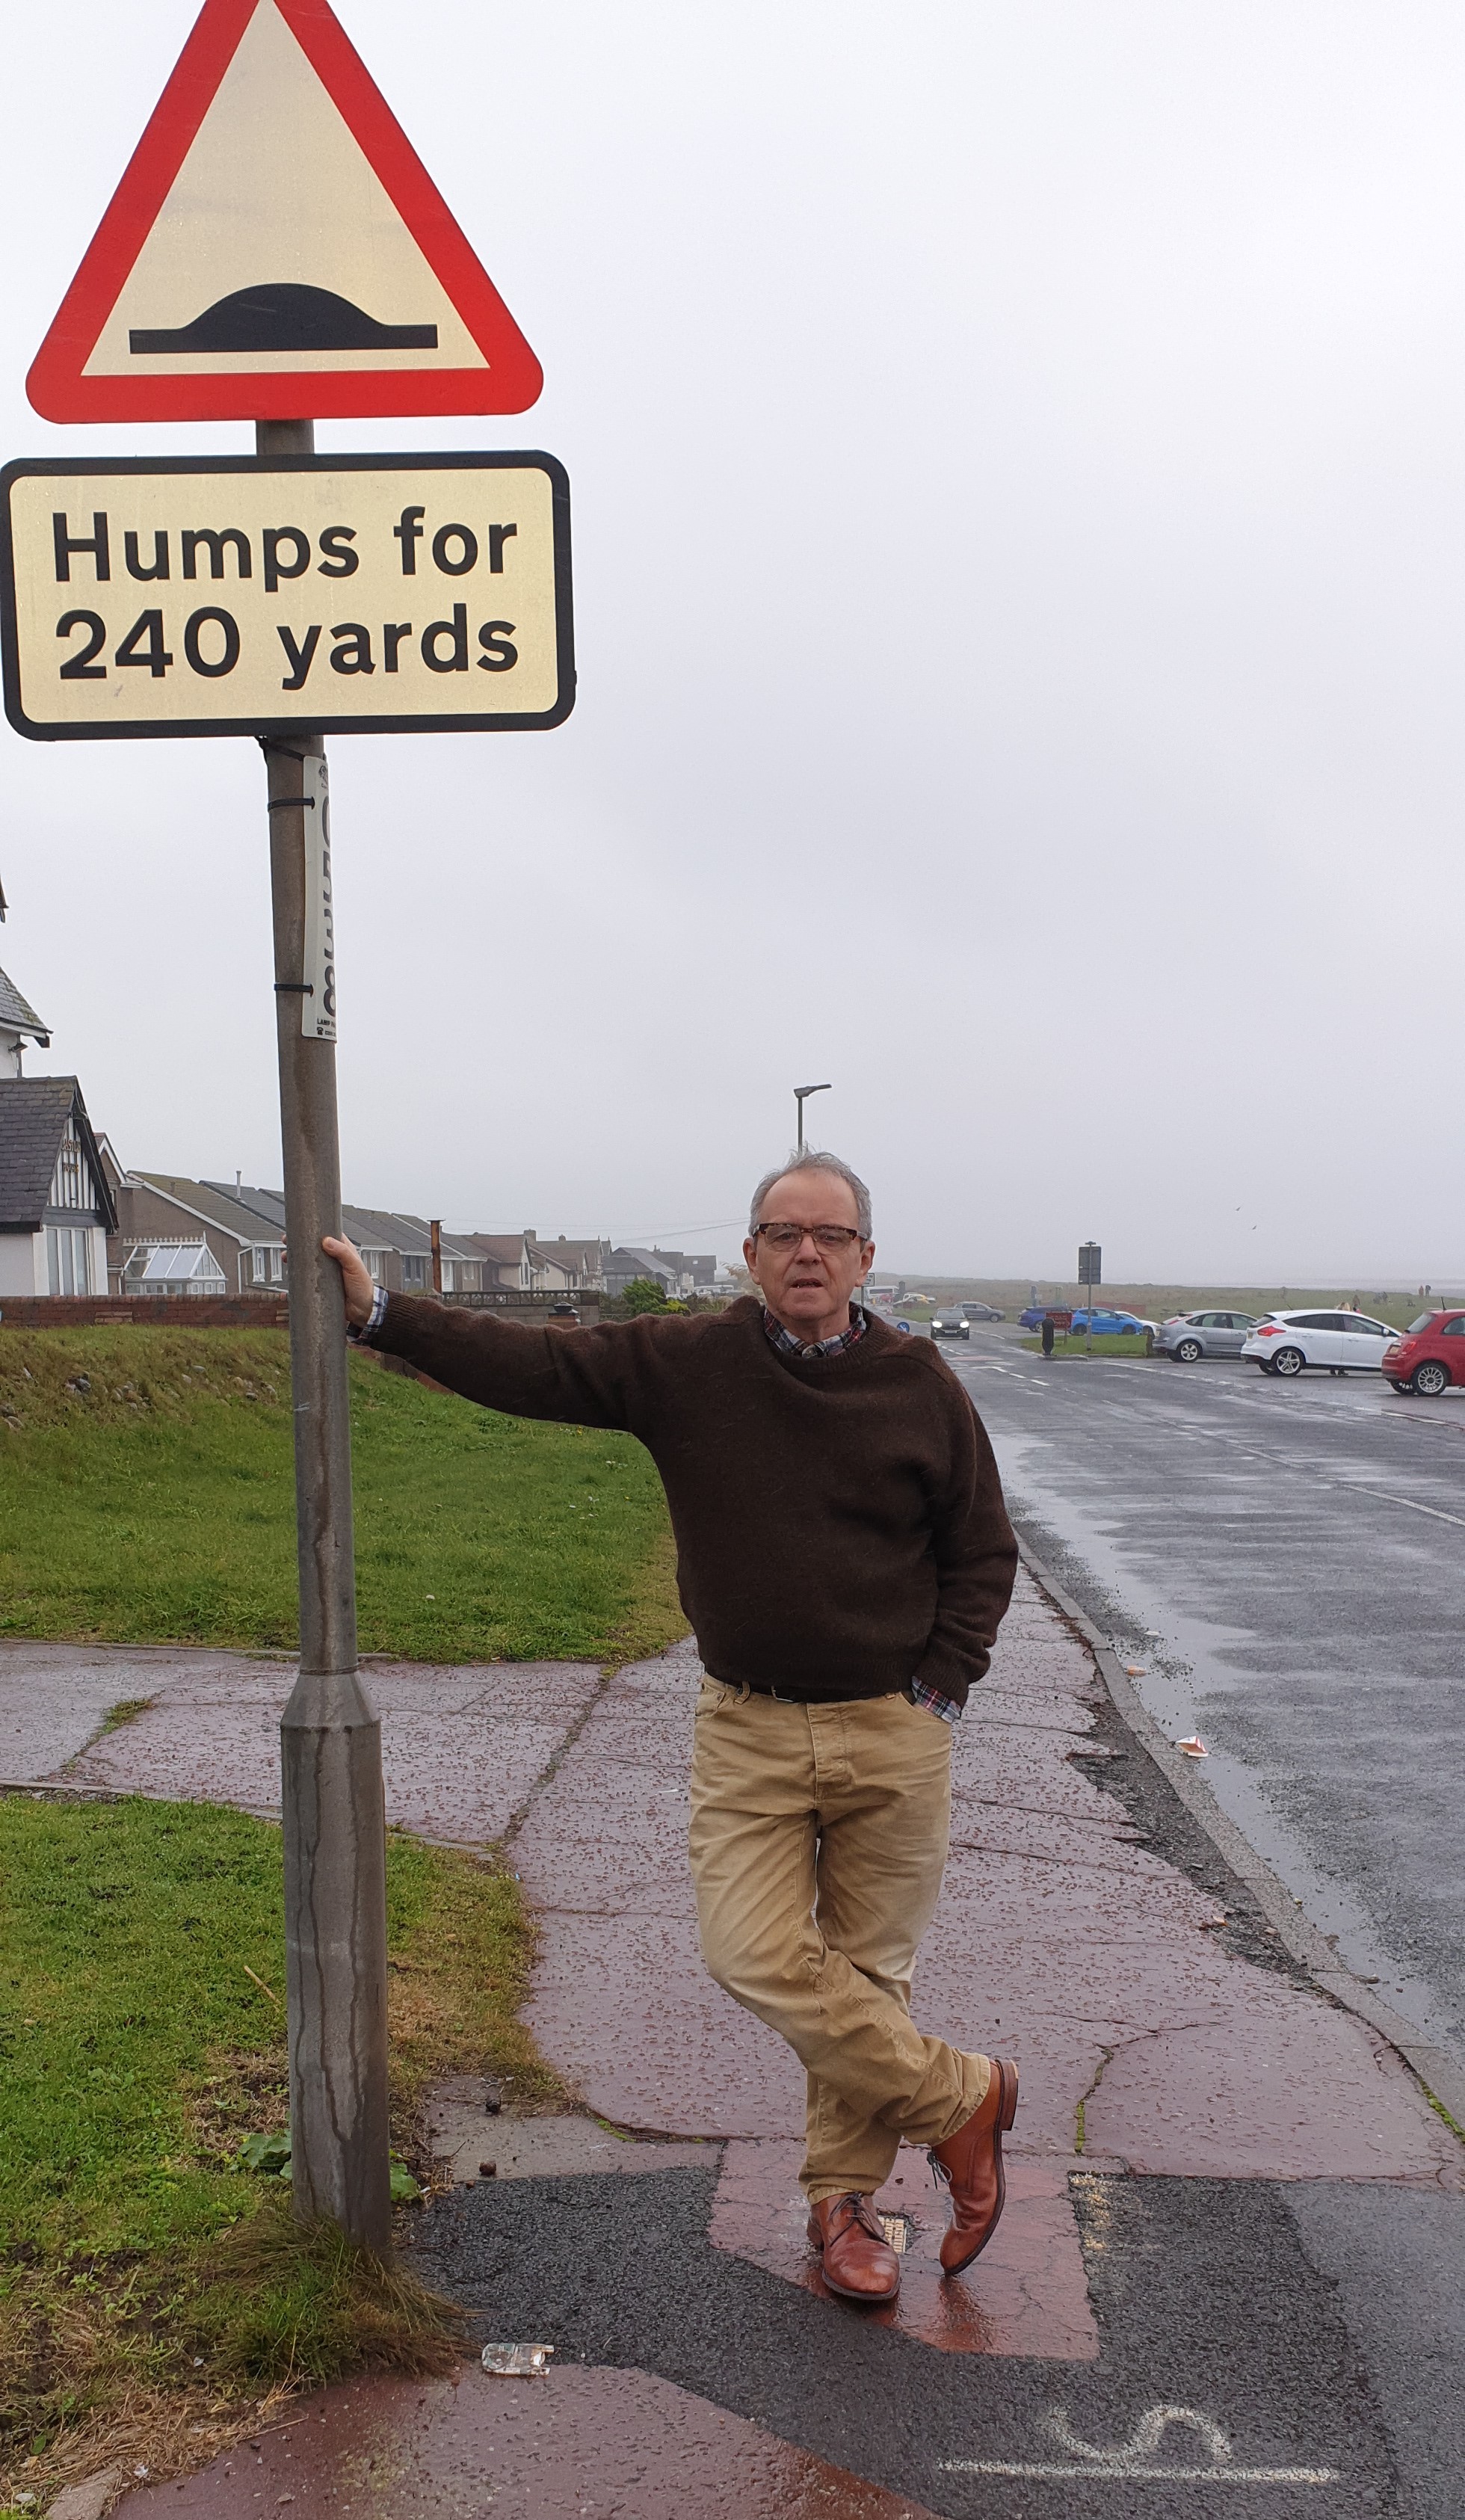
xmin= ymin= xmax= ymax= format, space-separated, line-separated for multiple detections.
xmin=795 ymin=1082 xmax=831 ymax=1152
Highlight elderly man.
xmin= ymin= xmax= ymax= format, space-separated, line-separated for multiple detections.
xmin=324 ymin=1150 xmax=1018 ymax=2306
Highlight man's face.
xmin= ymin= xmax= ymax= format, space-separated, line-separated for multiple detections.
xmin=744 ymin=1171 xmax=875 ymax=1340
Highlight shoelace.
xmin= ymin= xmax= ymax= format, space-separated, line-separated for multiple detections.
xmin=824 ymin=2192 xmax=886 ymax=2243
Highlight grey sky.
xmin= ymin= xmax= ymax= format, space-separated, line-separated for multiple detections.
xmin=2 ymin=3 xmax=1462 ymax=1281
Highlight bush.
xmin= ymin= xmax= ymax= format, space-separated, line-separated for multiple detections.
xmin=619 ymin=1277 xmax=673 ymax=1316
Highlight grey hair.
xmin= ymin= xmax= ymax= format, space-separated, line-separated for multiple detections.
xmin=749 ymin=1150 xmax=872 ymax=1240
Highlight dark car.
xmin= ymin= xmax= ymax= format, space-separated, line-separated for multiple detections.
xmin=1382 ymin=1310 xmax=1465 ymax=1395
xmin=963 ymin=1303 xmax=1005 ymax=1321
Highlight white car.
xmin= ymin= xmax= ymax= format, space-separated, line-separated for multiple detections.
xmin=1242 ymin=1310 xmax=1400 ymax=1378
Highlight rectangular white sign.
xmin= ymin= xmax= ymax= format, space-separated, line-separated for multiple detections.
xmin=300 ymin=754 xmax=336 ymax=1041
xmin=0 ymin=452 xmax=573 ymax=739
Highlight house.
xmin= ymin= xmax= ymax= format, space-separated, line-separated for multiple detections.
xmin=336 ymin=1207 xmax=485 ymax=1294
xmin=533 ymin=1236 xmax=610 ymax=1292
xmin=0 ymin=964 xmax=51 ymax=1080
xmin=604 ymin=1245 xmax=718 ymax=1300
xmin=114 ymin=1173 xmax=286 ymax=1296
xmin=0 ymin=1076 xmax=117 ymax=1298
xmin=121 ymin=1242 xmax=228 ymax=1298
xmin=459 ymin=1231 xmax=585 ymax=1294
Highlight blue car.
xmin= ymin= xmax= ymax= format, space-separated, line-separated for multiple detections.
xmin=1068 ymin=1307 xmax=1147 ymax=1337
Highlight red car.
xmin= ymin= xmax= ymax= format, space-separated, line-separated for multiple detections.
xmin=1383 ymin=1310 xmax=1465 ymax=1395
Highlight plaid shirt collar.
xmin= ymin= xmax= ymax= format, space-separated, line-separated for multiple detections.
xmin=762 ymin=1304 xmax=869 ymax=1362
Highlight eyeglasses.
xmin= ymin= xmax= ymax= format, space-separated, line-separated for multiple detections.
xmin=753 ymin=1223 xmax=865 ymax=1251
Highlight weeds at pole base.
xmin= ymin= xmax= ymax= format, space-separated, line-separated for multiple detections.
xmin=193 ymin=2201 xmax=467 ymax=2387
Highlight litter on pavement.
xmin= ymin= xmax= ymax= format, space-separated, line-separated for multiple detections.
xmin=481 ymin=2343 xmax=556 ymax=2376
xmin=1175 ymin=1735 xmax=1210 ymax=1757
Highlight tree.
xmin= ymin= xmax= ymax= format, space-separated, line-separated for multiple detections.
xmin=620 ymin=1276 xmax=671 ymax=1316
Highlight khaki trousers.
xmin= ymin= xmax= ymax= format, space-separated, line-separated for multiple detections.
xmin=688 ymin=1678 xmax=990 ymax=2203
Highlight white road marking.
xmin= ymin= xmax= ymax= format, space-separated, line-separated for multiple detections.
xmin=941 ymin=2461 xmax=1342 ymax=2483
xmin=942 ymin=2403 xmax=1339 ymax=2486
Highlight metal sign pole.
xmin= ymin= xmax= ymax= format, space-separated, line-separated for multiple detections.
xmin=259 ymin=416 xmax=390 ymax=2251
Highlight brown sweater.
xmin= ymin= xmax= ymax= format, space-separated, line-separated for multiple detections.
xmin=368 ymin=1294 xmax=1017 ymax=1707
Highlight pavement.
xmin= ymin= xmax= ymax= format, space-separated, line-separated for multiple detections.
xmin=13 ymin=1547 xmax=1465 ymax=2516
xmin=949 ymin=1331 xmax=1465 ymax=2071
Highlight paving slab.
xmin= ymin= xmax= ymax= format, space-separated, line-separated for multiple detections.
xmin=120 ymin=2364 xmax=941 ymax=2519
xmin=38 ymin=1652 xmax=603 ymax=1843
xmin=710 ymin=2139 xmax=1099 ymax=2359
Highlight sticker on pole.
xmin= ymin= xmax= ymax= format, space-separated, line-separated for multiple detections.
xmin=300 ymin=757 xmax=336 ymax=1040
xmin=0 ymin=452 xmax=573 ymax=742
xmin=25 ymin=0 xmax=542 ymax=424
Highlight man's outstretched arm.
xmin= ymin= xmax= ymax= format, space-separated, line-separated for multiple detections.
xmin=322 ymin=1234 xmax=660 ymax=1433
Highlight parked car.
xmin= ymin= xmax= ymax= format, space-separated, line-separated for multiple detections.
xmin=1381 ymin=1310 xmax=1465 ymax=1395
xmin=931 ymin=1308 xmax=970 ymax=1340
xmin=963 ymin=1302 xmax=1005 ymax=1321
xmin=1018 ymin=1303 xmax=1052 ymax=1329
xmin=1157 ymin=1309 xmax=1258 ymax=1361
xmin=1068 ymin=1307 xmax=1153 ymax=1337
xmin=1242 ymin=1310 xmax=1400 ymax=1377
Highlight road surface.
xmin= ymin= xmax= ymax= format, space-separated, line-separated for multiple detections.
xmin=953 ymin=1328 xmax=1465 ymax=2071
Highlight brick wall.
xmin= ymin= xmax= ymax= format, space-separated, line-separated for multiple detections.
xmin=0 ymin=1296 xmax=290 ymax=1328
xmin=0 ymin=1291 xmax=598 ymax=1331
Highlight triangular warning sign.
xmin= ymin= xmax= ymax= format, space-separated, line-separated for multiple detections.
xmin=27 ymin=0 xmax=542 ymax=423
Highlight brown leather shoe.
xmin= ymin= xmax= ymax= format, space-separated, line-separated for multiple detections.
xmin=929 ymin=2057 xmax=1020 ymax=2275
xmin=806 ymin=2193 xmax=901 ymax=2303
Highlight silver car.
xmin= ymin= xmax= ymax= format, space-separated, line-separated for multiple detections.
xmin=1157 ymin=1308 xmax=1258 ymax=1361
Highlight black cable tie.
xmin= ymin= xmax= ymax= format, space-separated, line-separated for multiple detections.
xmin=274 ymin=981 xmax=314 ymax=994
xmin=265 ymin=795 xmax=316 ymax=811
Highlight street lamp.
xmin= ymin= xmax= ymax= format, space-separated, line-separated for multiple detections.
xmin=794 ymin=1082 xmax=831 ymax=1152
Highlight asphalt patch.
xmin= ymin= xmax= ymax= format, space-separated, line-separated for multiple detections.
xmin=413 ymin=2164 xmax=1395 ymax=2517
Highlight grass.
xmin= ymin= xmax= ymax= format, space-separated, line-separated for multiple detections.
xmin=0 ymin=1792 xmax=564 ymax=2504
xmin=0 ymin=1328 xmax=684 ymax=1664
xmin=1018 ymin=1334 xmax=1158 ymax=1358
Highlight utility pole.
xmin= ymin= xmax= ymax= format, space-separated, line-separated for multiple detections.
xmin=261 ymin=416 xmax=391 ymax=2253
xmin=795 ymin=1080 xmax=831 ymax=1153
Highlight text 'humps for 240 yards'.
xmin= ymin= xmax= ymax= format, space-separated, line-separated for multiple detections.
xmin=1 ymin=454 xmax=573 ymax=739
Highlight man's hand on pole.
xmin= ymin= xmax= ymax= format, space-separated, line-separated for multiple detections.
xmin=323 ymin=1235 xmax=374 ymax=1328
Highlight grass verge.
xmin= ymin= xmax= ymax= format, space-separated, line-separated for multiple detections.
xmin=0 ymin=1328 xmax=685 ymax=1663
xmin=0 ymin=1792 xmax=564 ymax=2507
xmin=1018 ymin=1334 xmax=1158 ymax=1358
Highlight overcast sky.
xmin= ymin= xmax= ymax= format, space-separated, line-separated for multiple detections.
xmin=4 ymin=2 xmax=1464 ymax=1282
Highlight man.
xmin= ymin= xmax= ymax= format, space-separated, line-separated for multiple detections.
xmin=324 ymin=1150 xmax=1019 ymax=2306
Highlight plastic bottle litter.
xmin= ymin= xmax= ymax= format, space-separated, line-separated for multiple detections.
xmin=481 ymin=2343 xmax=555 ymax=2376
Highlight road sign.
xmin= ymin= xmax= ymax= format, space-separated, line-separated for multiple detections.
xmin=0 ymin=453 xmax=573 ymax=740
xmin=1048 ymin=1309 xmax=1073 ymax=1331
xmin=1078 ymin=1242 xmax=1102 ymax=1287
xmin=25 ymin=0 xmax=542 ymax=423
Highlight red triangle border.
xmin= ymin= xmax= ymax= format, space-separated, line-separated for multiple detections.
xmin=26 ymin=0 xmax=543 ymax=423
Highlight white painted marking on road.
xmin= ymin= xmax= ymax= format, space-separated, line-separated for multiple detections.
xmin=1339 ymin=1485 xmax=1465 ymax=1529
xmin=942 ymin=2403 xmax=1339 ymax=2486
xmin=941 ymin=2462 xmax=1341 ymax=2483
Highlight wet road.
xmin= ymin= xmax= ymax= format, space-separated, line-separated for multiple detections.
xmin=952 ymin=1331 xmax=1465 ymax=2069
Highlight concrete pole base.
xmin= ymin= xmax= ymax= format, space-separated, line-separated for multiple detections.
xmin=282 ymin=1666 xmax=392 ymax=2252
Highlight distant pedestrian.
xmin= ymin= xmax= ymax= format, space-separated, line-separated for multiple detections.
xmin=325 ymin=1150 xmax=1020 ymax=2310
xmin=1040 ymin=1313 xmax=1056 ymax=1358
